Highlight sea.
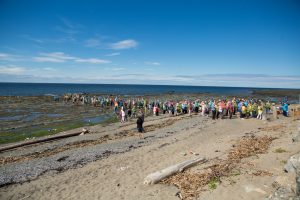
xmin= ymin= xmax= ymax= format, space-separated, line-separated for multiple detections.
xmin=0 ymin=82 xmax=290 ymax=97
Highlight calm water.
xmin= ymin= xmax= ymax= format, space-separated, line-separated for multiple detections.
xmin=0 ymin=82 xmax=284 ymax=96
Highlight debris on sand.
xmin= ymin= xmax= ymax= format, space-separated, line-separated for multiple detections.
xmin=258 ymin=124 xmax=286 ymax=132
xmin=162 ymin=135 xmax=275 ymax=200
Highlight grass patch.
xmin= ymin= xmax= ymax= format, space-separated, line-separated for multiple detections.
xmin=280 ymin=160 xmax=287 ymax=165
xmin=0 ymin=122 xmax=85 ymax=145
xmin=230 ymin=169 xmax=241 ymax=176
xmin=101 ymin=115 xmax=119 ymax=125
xmin=0 ymin=115 xmax=120 ymax=145
xmin=274 ymin=148 xmax=287 ymax=153
xmin=208 ymin=177 xmax=219 ymax=190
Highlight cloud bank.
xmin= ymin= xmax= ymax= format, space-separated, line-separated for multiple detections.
xmin=0 ymin=68 xmax=299 ymax=89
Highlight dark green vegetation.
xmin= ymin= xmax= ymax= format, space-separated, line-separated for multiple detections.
xmin=0 ymin=122 xmax=85 ymax=144
xmin=208 ymin=177 xmax=219 ymax=190
xmin=0 ymin=96 xmax=116 ymax=144
xmin=274 ymin=148 xmax=288 ymax=153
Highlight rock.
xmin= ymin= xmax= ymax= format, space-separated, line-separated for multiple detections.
xmin=296 ymin=173 xmax=300 ymax=196
xmin=292 ymin=131 xmax=300 ymax=142
xmin=268 ymin=187 xmax=295 ymax=200
xmin=284 ymin=153 xmax=300 ymax=173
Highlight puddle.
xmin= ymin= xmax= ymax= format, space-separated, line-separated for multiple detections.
xmin=0 ymin=115 xmax=23 ymax=121
xmin=24 ymin=112 xmax=42 ymax=121
xmin=83 ymin=115 xmax=110 ymax=124
xmin=47 ymin=113 xmax=65 ymax=118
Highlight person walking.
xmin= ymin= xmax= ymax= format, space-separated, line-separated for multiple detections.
xmin=121 ymin=107 xmax=126 ymax=123
xmin=137 ymin=111 xmax=144 ymax=138
xmin=211 ymin=101 xmax=217 ymax=120
xmin=227 ymin=101 xmax=234 ymax=119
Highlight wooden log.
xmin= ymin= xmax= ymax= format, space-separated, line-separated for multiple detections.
xmin=0 ymin=129 xmax=89 ymax=152
xmin=144 ymin=156 xmax=206 ymax=185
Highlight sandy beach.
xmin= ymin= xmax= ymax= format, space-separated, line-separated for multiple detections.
xmin=1 ymin=0 xmax=300 ymax=199
xmin=0 ymin=108 xmax=299 ymax=200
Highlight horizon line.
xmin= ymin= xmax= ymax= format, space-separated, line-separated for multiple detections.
xmin=0 ymin=81 xmax=299 ymax=90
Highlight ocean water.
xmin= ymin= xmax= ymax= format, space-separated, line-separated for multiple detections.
xmin=0 ymin=82 xmax=282 ymax=96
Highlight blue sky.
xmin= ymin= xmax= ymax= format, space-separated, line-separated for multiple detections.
xmin=0 ymin=0 xmax=300 ymax=88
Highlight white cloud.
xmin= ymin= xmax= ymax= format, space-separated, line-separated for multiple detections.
xmin=0 ymin=65 xmax=61 ymax=77
xmin=33 ymin=52 xmax=109 ymax=64
xmin=110 ymin=39 xmax=138 ymax=50
xmin=0 ymin=53 xmax=11 ymax=60
xmin=105 ymin=52 xmax=121 ymax=57
xmin=75 ymin=58 xmax=110 ymax=64
xmin=34 ymin=57 xmax=65 ymax=63
xmin=2 ymin=71 xmax=300 ymax=88
xmin=0 ymin=65 xmax=26 ymax=75
xmin=0 ymin=53 xmax=22 ymax=61
xmin=145 ymin=61 xmax=160 ymax=66
xmin=40 ymin=52 xmax=76 ymax=60
xmin=84 ymin=38 xmax=101 ymax=47
xmin=34 ymin=52 xmax=76 ymax=63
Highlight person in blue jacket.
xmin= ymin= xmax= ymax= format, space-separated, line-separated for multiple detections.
xmin=282 ymin=102 xmax=288 ymax=117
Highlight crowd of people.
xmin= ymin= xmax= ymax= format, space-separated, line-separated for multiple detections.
xmin=63 ymin=93 xmax=290 ymax=133
xmin=114 ymin=97 xmax=290 ymax=134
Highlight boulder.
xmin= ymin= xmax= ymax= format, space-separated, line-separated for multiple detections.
xmin=284 ymin=153 xmax=300 ymax=173
xmin=268 ymin=187 xmax=295 ymax=200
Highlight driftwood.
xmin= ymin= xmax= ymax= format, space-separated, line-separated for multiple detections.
xmin=0 ymin=129 xmax=89 ymax=152
xmin=144 ymin=156 xmax=206 ymax=185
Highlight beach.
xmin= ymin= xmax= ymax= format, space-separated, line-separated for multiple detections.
xmin=1 ymin=1 xmax=299 ymax=199
xmin=1 ymin=0 xmax=300 ymax=198
xmin=0 ymin=104 xmax=299 ymax=199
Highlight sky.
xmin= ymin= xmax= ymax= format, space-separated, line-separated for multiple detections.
xmin=0 ymin=0 xmax=300 ymax=88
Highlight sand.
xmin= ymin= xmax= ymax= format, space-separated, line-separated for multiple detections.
xmin=0 ymin=111 xmax=299 ymax=200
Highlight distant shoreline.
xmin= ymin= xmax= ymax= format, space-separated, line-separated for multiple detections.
xmin=0 ymin=82 xmax=299 ymax=97
xmin=0 ymin=81 xmax=299 ymax=90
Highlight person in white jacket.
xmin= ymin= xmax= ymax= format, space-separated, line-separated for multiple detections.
xmin=121 ymin=107 xmax=126 ymax=123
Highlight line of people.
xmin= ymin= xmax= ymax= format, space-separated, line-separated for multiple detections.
xmin=116 ymin=97 xmax=289 ymax=122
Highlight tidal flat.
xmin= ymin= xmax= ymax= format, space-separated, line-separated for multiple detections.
xmin=0 ymin=89 xmax=299 ymax=144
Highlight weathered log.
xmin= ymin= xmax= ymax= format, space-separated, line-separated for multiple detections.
xmin=144 ymin=156 xmax=206 ymax=185
xmin=0 ymin=129 xmax=89 ymax=152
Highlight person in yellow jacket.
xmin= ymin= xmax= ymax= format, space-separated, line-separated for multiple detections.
xmin=257 ymin=105 xmax=263 ymax=120
xmin=247 ymin=103 xmax=252 ymax=118
xmin=252 ymin=103 xmax=258 ymax=118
